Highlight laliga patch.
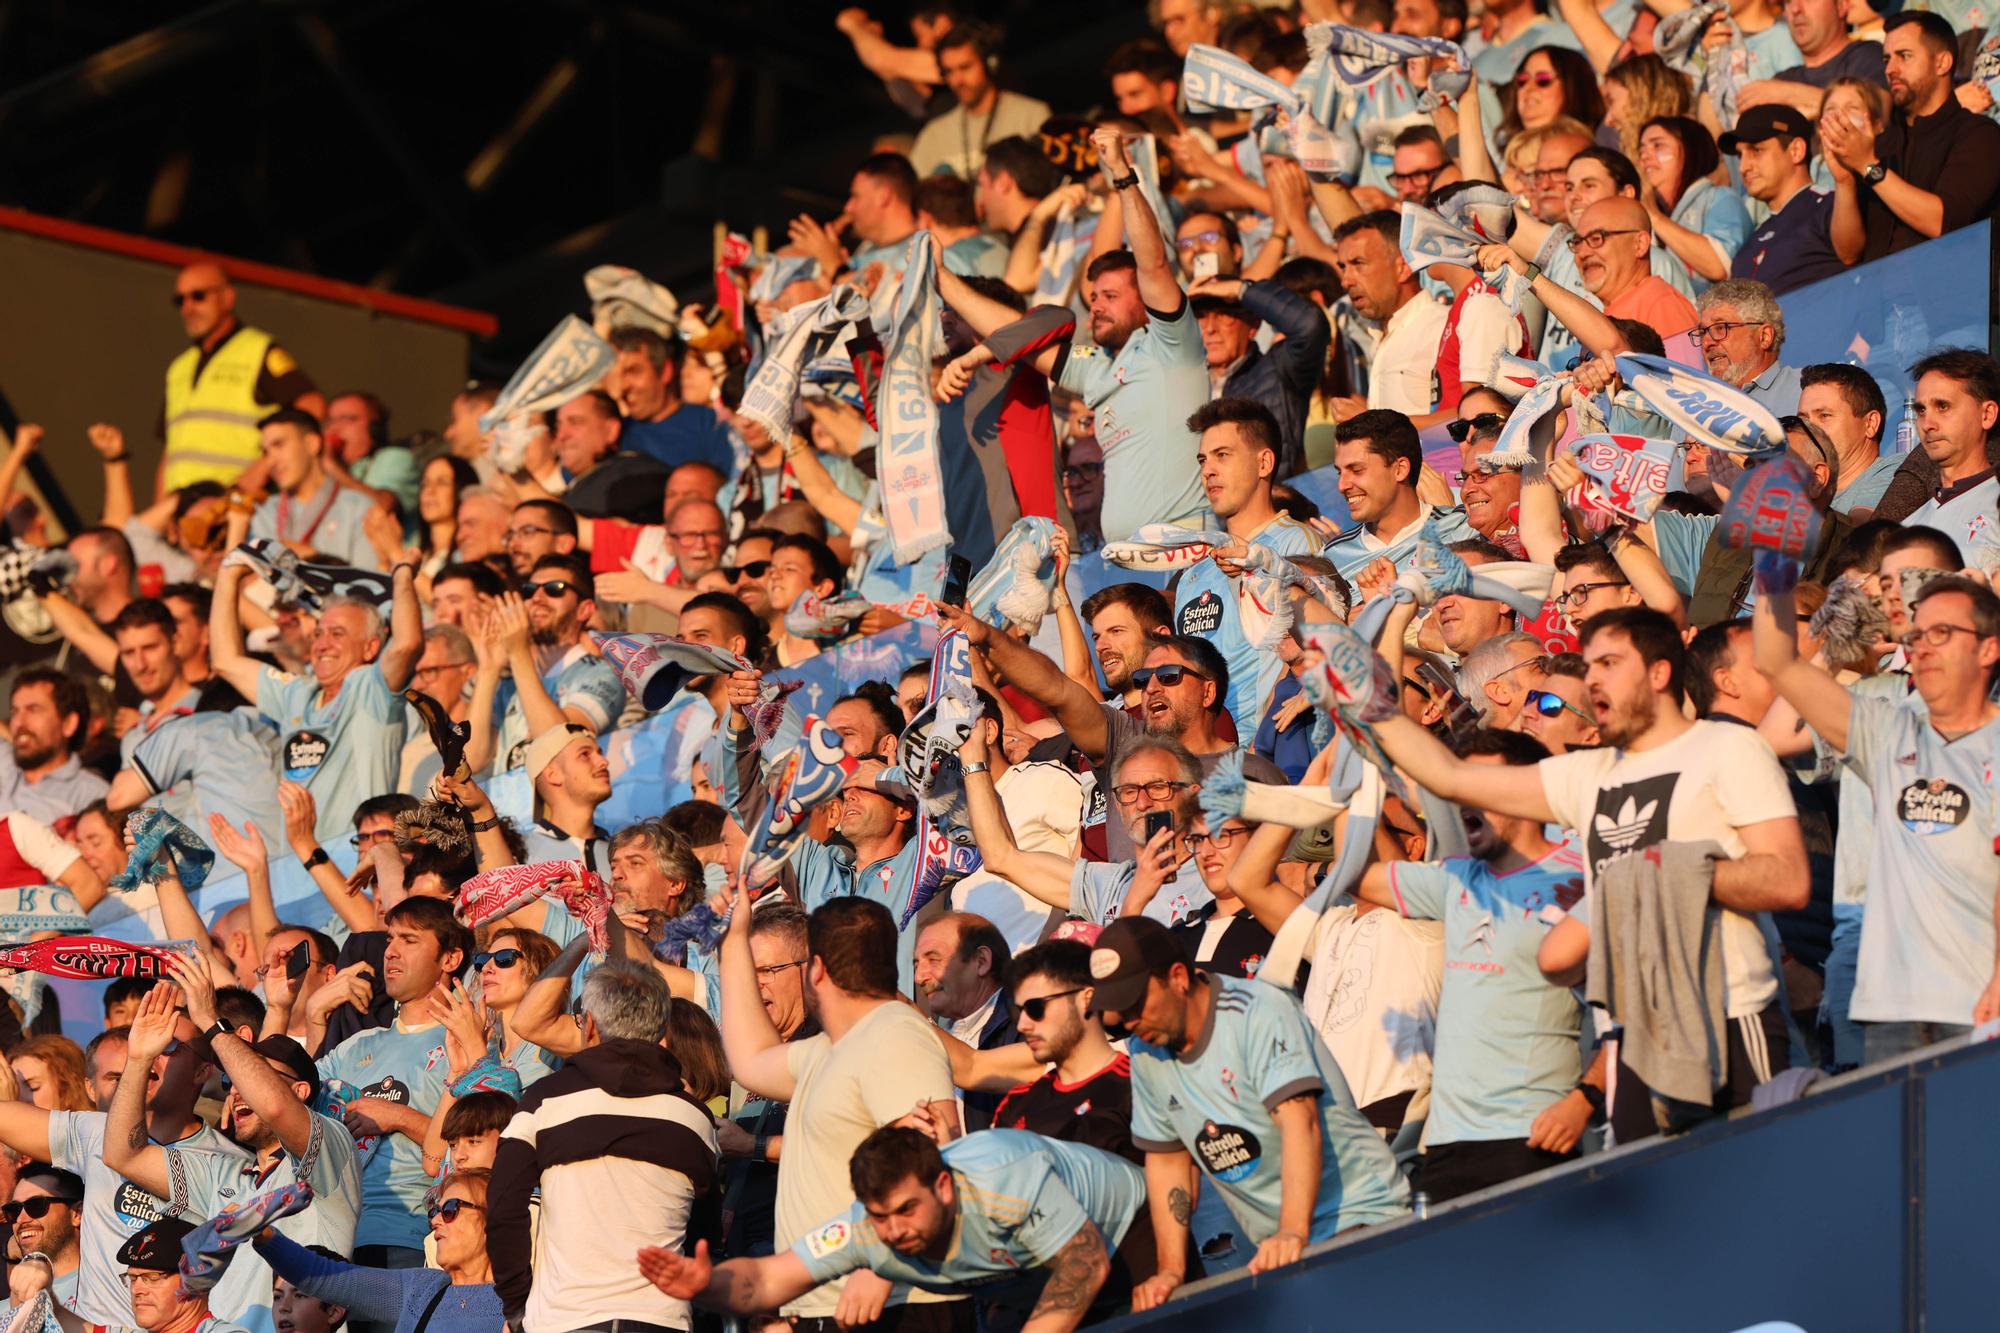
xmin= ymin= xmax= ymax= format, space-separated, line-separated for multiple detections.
xmin=1089 ymin=947 xmax=1121 ymax=980
xmin=1898 ymin=778 xmax=1971 ymax=835
xmin=1177 ymin=590 xmax=1225 ymax=637
xmin=283 ymin=730 xmax=330 ymax=780
xmin=1194 ymin=1120 xmax=1263 ymax=1183
xmin=804 ymin=1220 xmax=851 ymax=1259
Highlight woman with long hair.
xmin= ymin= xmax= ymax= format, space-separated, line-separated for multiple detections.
xmin=256 ymin=1168 xmax=501 ymax=1332
xmin=1603 ymin=55 xmax=1693 ymax=162
xmin=9 ymin=1036 xmax=93 ymax=1112
xmin=413 ymin=454 xmax=478 ymax=577
xmin=1498 ymin=47 xmax=1604 ymax=152
xmin=466 ymin=927 xmax=562 ymax=1084
xmin=1637 ymin=115 xmax=1752 ymax=288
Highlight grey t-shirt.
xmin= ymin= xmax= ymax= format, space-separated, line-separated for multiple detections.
xmin=1099 ymin=702 xmax=1287 ymax=861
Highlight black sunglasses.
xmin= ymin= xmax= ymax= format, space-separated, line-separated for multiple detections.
xmin=3 ymin=1197 xmax=78 ymax=1224
xmin=1014 ymin=987 xmax=1087 ymax=1022
xmin=722 ymin=560 xmax=771 ymax=581
xmin=427 ymin=1199 xmax=484 ymax=1223
xmin=472 ymin=949 xmax=523 ymax=970
xmin=1447 ymin=412 xmax=1506 ymax=443
xmin=1130 ymin=664 xmax=1207 ymax=690
xmin=518 ymin=579 xmax=577 ymax=599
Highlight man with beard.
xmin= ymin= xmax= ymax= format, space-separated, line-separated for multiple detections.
xmin=789 ymin=762 xmax=928 ymax=994
xmin=1348 ymin=730 xmax=1598 ymax=1200
xmin=1374 ymin=606 xmax=1809 ymax=1140
xmin=0 ymin=670 xmax=105 ymax=828
xmin=1076 ymin=584 xmax=1172 ymax=710
xmin=1691 ymin=279 xmax=1801 ymax=417
xmin=716 ymin=894 xmax=962 ymax=1333
xmin=1821 ymin=10 xmax=2000 ymax=262
xmin=1 ymin=1168 xmax=84 ymax=1316
xmin=0 ymin=992 xmax=242 ymax=1329
xmin=1331 ymin=212 xmax=1446 ymax=419
xmin=502 ymin=500 xmax=578 ymax=580
xmin=607 ymin=326 xmax=737 ymax=476
xmin=211 ymin=557 xmax=421 ymax=845
xmin=105 ymin=964 xmax=361 ymax=1333
xmin=489 ymin=552 xmax=625 ymax=772
xmin=936 ymin=127 xmax=1209 ymax=543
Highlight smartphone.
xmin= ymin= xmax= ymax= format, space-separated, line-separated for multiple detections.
xmin=1192 ymin=252 xmax=1221 ymax=283
xmin=942 ymin=554 xmax=972 ymax=608
xmin=284 ymin=939 xmax=311 ymax=980
xmin=1143 ymin=809 xmax=1175 ymax=846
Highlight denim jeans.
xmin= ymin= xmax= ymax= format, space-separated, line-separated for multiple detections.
xmin=1861 ymin=1019 xmax=1974 ymax=1067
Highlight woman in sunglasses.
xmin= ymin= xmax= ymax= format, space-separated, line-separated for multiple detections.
xmin=255 ymin=1168 xmax=501 ymax=1333
xmin=468 ymin=929 xmax=562 ymax=1085
xmin=1497 ymin=47 xmax=1604 ymax=153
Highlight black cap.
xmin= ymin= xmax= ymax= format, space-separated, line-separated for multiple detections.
xmin=1720 ymin=105 xmax=1813 ymax=153
xmin=1189 ymin=294 xmax=1254 ymax=323
xmin=251 ymin=1035 xmax=321 ymax=1103
xmin=1084 ymin=917 xmax=1185 ymax=1017
xmin=116 ymin=1217 xmax=198 ymax=1272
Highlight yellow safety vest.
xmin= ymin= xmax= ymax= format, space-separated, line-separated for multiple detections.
xmin=161 ymin=325 xmax=282 ymax=492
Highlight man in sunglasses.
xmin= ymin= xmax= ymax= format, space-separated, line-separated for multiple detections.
xmin=1754 ymin=572 xmax=2000 ymax=1061
xmin=1 ymin=1168 xmax=83 ymax=1315
xmin=1088 ymin=916 xmax=1408 ymax=1301
xmin=488 ymin=552 xmax=624 ymax=773
xmin=105 ymin=967 xmax=361 ymax=1333
xmin=210 ymin=553 xmax=422 ymax=845
xmin=1517 ymin=655 xmax=1600 ymax=753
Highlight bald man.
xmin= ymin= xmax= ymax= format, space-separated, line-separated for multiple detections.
xmin=160 ymin=262 xmax=324 ymax=497
xmin=1572 ymin=198 xmax=1697 ymax=341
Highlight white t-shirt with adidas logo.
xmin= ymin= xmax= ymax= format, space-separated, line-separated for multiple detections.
xmin=1537 ymin=720 xmax=1797 ymax=1019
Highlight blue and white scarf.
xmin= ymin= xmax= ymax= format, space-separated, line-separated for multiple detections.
xmin=110 ymin=808 xmax=215 ymax=893
xmin=1182 ymin=42 xmax=1345 ymax=176
xmin=740 ymin=717 xmax=857 ymax=891
xmin=1615 ymin=353 xmax=1784 ymax=456
xmin=1129 ymin=135 xmax=1181 ymax=253
xmin=222 ymin=539 xmax=392 ymax=614
xmin=1318 ymin=22 xmax=1470 ymax=100
xmin=1032 ymin=199 xmax=1098 ymax=309
xmin=966 ymin=517 xmax=1060 ymax=632
xmin=899 ymin=632 xmax=983 ymax=927
xmin=739 ymin=284 xmax=870 ymax=443
xmin=1398 ymin=204 xmax=1530 ymax=310
xmin=480 ymin=315 xmax=616 ymax=433
xmin=875 ymin=233 xmax=951 ymax=563
xmin=749 ymin=255 xmax=821 ymax=307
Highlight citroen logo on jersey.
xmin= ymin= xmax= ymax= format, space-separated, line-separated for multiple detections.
xmin=1467 ymin=918 xmax=1497 ymax=956
xmin=1593 ymin=796 xmax=1659 ymax=851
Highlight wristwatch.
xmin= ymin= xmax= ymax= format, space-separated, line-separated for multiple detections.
xmin=302 ymin=847 xmax=331 ymax=871
xmin=1862 ymin=161 xmax=1887 ymax=186
xmin=962 ymin=761 xmax=990 ymax=776
xmin=204 ymin=1019 xmax=233 ymax=1044
xmin=1576 ymin=1082 xmax=1607 ymax=1124
xmin=1106 ymin=170 xmax=1139 ymax=191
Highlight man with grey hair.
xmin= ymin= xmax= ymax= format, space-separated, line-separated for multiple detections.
xmin=491 ymin=961 xmax=717 ymax=1333
xmin=1695 ymin=278 xmax=1801 ymax=415
xmin=210 ymin=553 xmax=421 ymax=843
xmin=1459 ymin=632 xmax=1549 ymax=729
xmin=398 ymin=622 xmax=477 ymax=795
xmin=453 ymin=487 xmax=513 ymax=564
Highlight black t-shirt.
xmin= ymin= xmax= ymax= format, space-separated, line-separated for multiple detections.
xmin=1773 ymin=40 xmax=1885 ymax=88
xmin=316 ymin=930 xmax=393 ymax=1056
xmin=992 ymin=1053 xmax=1140 ymax=1163
xmin=1171 ymin=903 xmax=1277 ymax=982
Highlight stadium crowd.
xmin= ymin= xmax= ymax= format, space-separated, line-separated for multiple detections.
xmin=3 ymin=0 xmax=2000 ymax=1328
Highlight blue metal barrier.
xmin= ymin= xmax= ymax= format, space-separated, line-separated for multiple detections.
xmin=1097 ymin=1033 xmax=2000 ymax=1332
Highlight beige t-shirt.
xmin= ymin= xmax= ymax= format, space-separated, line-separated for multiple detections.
xmin=1538 ymin=719 xmax=1796 ymax=1018
xmin=777 ymin=1001 xmax=959 ymax=1316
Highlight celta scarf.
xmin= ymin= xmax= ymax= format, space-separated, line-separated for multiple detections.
xmin=595 ymin=632 xmax=750 ymax=712
xmin=1399 ymin=203 xmax=1530 ymax=310
xmin=967 ymin=517 xmax=1060 ymax=633
xmin=1561 ymin=433 xmax=1686 ymax=522
xmin=1181 ymin=43 xmax=1345 ymax=175
xmin=899 ymin=631 xmax=984 ymax=926
xmin=1032 ymin=197 xmax=1098 ymax=308
xmin=1655 ymin=0 xmax=1748 ymax=126
xmin=585 ymin=265 xmax=678 ymax=337
xmin=0 ymin=936 xmax=195 ymax=980
xmin=180 ymin=1180 xmax=314 ymax=1295
xmin=1615 ymin=353 xmax=1784 ymax=456
xmin=449 ymin=1047 xmax=523 ymax=1099
xmin=1102 ymin=524 xmax=1229 ymax=572
xmin=456 ymin=862 xmax=612 ymax=953
xmin=783 ymin=590 xmax=935 ymax=641
xmin=1718 ymin=453 xmax=1822 ymax=558
xmin=740 ymin=717 xmax=857 ymax=890
xmin=750 ymin=255 xmax=821 ymax=307
xmin=480 ymin=315 xmax=616 ymax=433
xmin=2 ymin=1290 xmax=59 ymax=1333
xmin=1129 ymin=135 xmax=1181 ymax=252
xmin=651 ymin=899 xmax=730 ymax=967
xmin=739 ymin=284 xmax=871 ymax=443
xmin=875 ymin=233 xmax=952 ymax=563
xmin=223 ymin=539 xmax=392 ymax=615
xmin=1485 ymin=373 xmax=1571 ymax=469
xmin=110 ymin=808 xmax=214 ymax=892
xmin=1398 ymin=517 xmax=1556 ymax=619
xmin=1318 ymin=22 xmax=1470 ymax=99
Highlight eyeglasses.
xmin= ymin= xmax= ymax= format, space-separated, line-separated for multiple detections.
xmin=1527 ymin=689 xmax=1596 ymax=726
xmin=670 ymin=528 xmax=726 ymax=544
xmin=518 ymin=579 xmax=577 ymax=599
xmin=1063 ymin=461 xmax=1104 ymax=481
xmin=412 ymin=662 xmax=473 ymax=678
xmin=1184 ymin=825 xmax=1248 ymax=851
xmin=1490 ymin=654 xmax=1550 ymax=682
xmin=122 ymin=1270 xmax=179 ymax=1288
xmin=1565 ymin=227 xmax=1644 ymax=252
xmin=1175 ymin=230 xmax=1225 ymax=250
xmin=1696 ymin=320 xmax=1761 ymax=342
xmin=1514 ymin=70 xmax=1559 ymax=87
xmin=1528 ymin=167 xmax=1569 ymax=185
xmin=1447 ymin=412 xmax=1506 ymax=443
xmin=1014 ymin=987 xmax=1087 ymax=1022
xmin=1130 ymin=664 xmax=1207 ymax=690
xmin=1558 ymin=580 xmax=1629 ymax=609
xmin=427 ymin=1199 xmax=485 ymax=1223
xmin=1388 ymin=165 xmax=1442 ymax=187
xmin=1899 ymin=623 xmax=1987 ymax=649
xmin=755 ymin=959 xmax=809 ymax=978
xmin=722 ymin=561 xmax=771 ymax=581
xmin=2 ymin=1197 xmax=78 ymax=1224
xmin=505 ymin=525 xmax=553 ymax=542
xmin=1110 ymin=779 xmax=1192 ymax=806
xmin=171 ymin=289 xmax=215 ymax=307
xmin=350 ymin=828 xmax=397 ymax=849
xmin=472 ymin=949 xmax=523 ymax=970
